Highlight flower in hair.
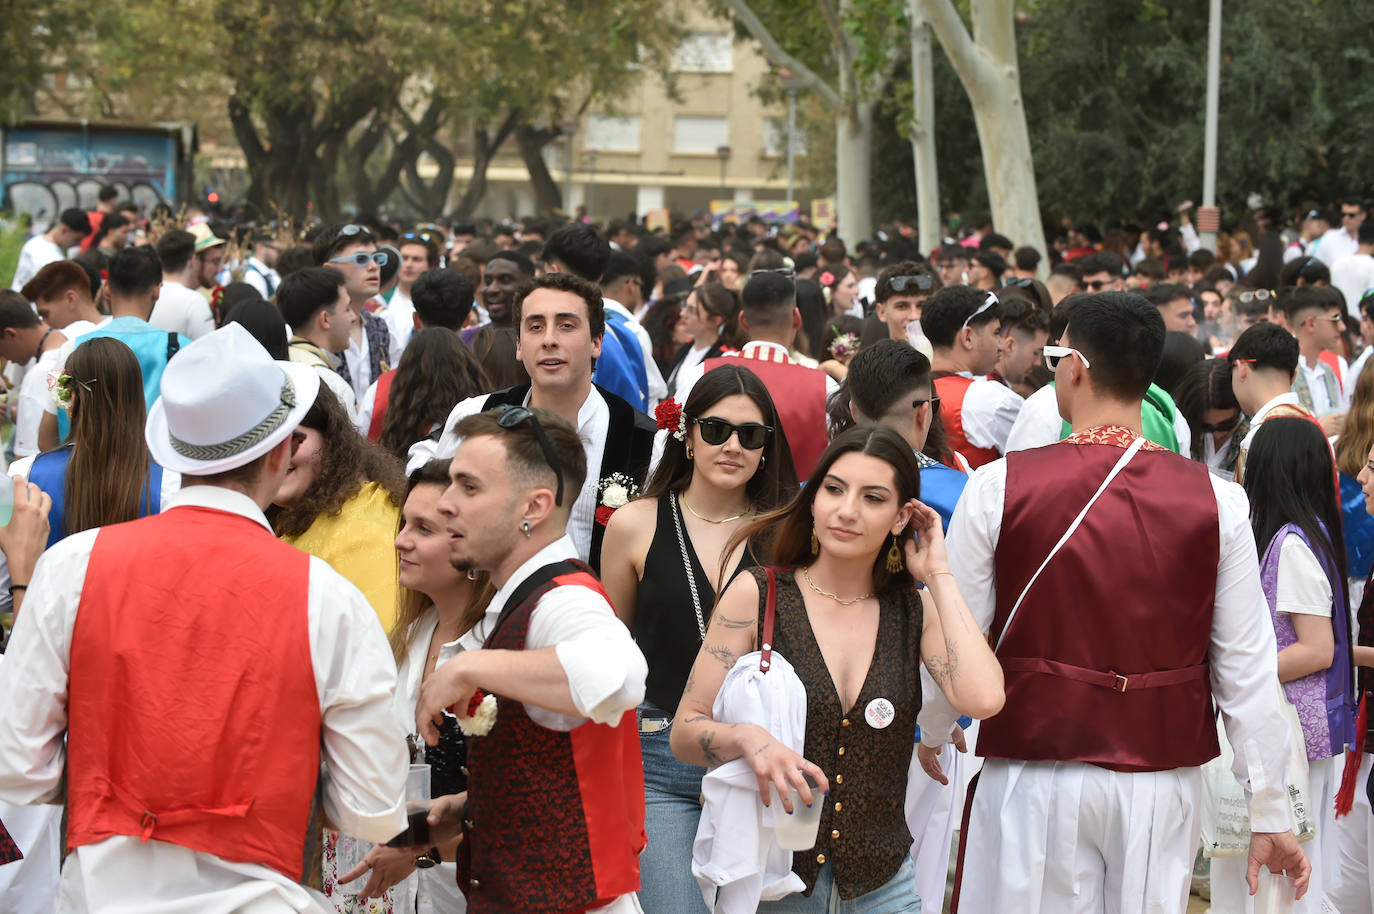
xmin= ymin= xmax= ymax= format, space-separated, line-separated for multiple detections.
xmin=818 ymin=270 xmax=835 ymax=287
xmin=828 ymin=332 xmax=860 ymax=361
xmin=655 ymin=398 xmax=687 ymax=441
xmin=46 ymin=369 xmax=93 ymax=412
xmin=453 ymin=689 xmax=498 ymax=737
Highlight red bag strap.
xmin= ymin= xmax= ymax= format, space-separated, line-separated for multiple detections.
xmin=760 ymin=567 xmax=777 ymax=672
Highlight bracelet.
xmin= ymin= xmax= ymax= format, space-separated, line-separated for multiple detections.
xmin=925 ymin=570 xmax=954 ymax=581
xmin=8 ymin=583 xmax=27 ymax=596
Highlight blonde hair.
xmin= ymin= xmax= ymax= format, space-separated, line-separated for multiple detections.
xmin=1336 ymin=364 xmax=1374 ymax=478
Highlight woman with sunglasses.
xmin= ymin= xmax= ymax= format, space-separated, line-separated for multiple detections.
xmin=671 ymin=424 xmax=1004 ymax=914
xmin=1212 ymin=418 xmax=1357 ymax=912
xmin=1173 ymin=359 xmax=1249 ymax=474
xmin=270 ymin=385 xmax=408 ymax=630
xmin=331 ymin=459 xmax=492 ymax=914
xmin=600 ymin=364 xmax=800 ymax=913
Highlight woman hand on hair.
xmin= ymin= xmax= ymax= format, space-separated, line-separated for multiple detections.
xmin=0 ymin=478 xmax=51 ymax=619
xmin=900 ymin=499 xmax=950 ymax=585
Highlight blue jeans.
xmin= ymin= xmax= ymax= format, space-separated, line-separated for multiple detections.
xmin=638 ymin=702 xmax=710 ymax=914
xmin=758 ymin=857 xmax=922 ymax=914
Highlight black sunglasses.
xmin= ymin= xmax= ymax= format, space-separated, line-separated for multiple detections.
xmin=1201 ymin=412 xmax=1242 ymax=434
xmin=691 ymin=416 xmax=772 ymax=450
xmin=913 ymin=396 xmax=941 ymax=412
xmin=1002 ymin=277 xmax=1036 ymax=289
xmin=888 ymin=274 xmax=934 ymax=293
xmin=496 ymin=405 xmax=565 ymax=506
xmin=749 ymin=268 xmax=795 ymax=279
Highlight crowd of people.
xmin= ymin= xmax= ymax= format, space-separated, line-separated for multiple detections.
xmin=0 ymin=191 xmax=1371 ymax=914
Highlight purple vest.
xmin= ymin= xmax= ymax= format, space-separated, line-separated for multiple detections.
xmin=1259 ymin=524 xmax=1356 ymax=761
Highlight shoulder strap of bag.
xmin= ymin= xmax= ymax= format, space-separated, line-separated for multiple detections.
xmin=760 ymin=567 xmax=778 ymax=672
xmin=166 ymin=331 xmax=180 ymax=360
xmin=995 ymin=437 xmax=1145 ymax=651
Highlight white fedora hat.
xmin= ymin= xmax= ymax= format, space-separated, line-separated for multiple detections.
xmin=146 ymin=323 xmax=320 ymax=476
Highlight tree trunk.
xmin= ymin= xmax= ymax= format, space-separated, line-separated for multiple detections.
xmin=907 ymin=10 xmax=941 ymax=253
xmin=834 ymin=100 xmax=874 ymax=246
xmin=966 ymin=72 xmax=1046 ymax=267
xmin=516 ymin=123 xmax=563 ymax=215
xmin=452 ymin=111 xmax=521 ymax=220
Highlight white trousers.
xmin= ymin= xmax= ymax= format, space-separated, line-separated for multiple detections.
xmin=1323 ymin=753 xmax=1374 ymax=914
xmin=955 ymin=760 xmax=1201 ymax=914
xmin=1210 ymin=754 xmax=1335 ymax=914
xmin=905 ymin=744 xmax=961 ymax=909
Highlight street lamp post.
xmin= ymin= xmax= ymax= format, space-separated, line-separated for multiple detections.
xmin=779 ymin=70 xmax=803 ymax=204
xmin=716 ymin=145 xmax=731 ymax=201
xmin=1199 ymin=0 xmax=1222 ymax=251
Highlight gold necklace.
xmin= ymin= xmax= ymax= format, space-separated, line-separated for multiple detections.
xmin=801 ymin=566 xmax=874 ymax=606
xmin=681 ymin=493 xmax=750 ymax=525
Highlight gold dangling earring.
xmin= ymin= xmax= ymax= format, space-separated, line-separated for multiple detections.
xmin=686 ymin=445 xmax=694 ymax=460
xmin=810 ymin=528 xmax=820 ymax=555
xmin=886 ymin=535 xmax=904 ymax=573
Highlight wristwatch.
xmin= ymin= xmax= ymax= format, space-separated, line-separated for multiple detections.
xmin=414 ymin=846 xmax=442 ymax=869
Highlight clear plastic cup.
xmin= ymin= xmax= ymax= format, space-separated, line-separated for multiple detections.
xmin=768 ymin=773 xmax=824 ymax=851
xmin=1253 ymin=869 xmax=1295 ymax=914
xmin=332 ymin=833 xmax=374 ymax=895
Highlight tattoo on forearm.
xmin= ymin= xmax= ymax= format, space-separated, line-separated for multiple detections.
xmin=705 ymin=642 xmax=737 ymax=670
xmin=681 ymin=714 xmax=709 ymax=724
xmin=699 ymin=730 xmax=725 ymax=767
xmin=714 ymin=612 xmax=756 ymax=630
xmin=683 ymin=668 xmax=697 ymax=694
xmin=927 ymin=638 xmax=959 ymax=687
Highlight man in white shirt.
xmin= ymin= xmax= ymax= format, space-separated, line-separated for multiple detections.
xmin=0 ymin=292 xmax=71 ymax=457
xmin=314 ymin=223 xmax=402 ymax=403
xmin=381 ymin=232 xmax=439 ymax=353
xmin=0 ymin=324 xmax=408 ymax=912
xmin=415 ymin=407 xmax=647 ymax=914
xmin=9 ymin=209 xmax=88 ymax=292
xmin=927 ymin=292 xmax=1309 ymax=913
xmin=922 ymin=285 xmax=1024 ymax=468
xmin=410 ymin=273 xmax=656 ymax=569
xmin=601 ymin=250 xmax=668 ymax=409
xmin=20 ymin=260 xmax=106 ymax=338
xmin=1331 ymin=220 xmax=1374 ymax=316
xmin=151 ymin=228 xmax=217 ymax=339
xmin=1316 ymin=196 xmax=1367 ymax=266
xmin=1228 ymin=321 xmax=1320 ymax=482
xmin=1282 ymin=284 xmax=1350 ymax=433
xmin=225 ymin=229 xmax=282 ymax=299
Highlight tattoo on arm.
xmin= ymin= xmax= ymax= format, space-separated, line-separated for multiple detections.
xmin=704 ymin=642 xmax=737 ymax=671
xmin=683 ymin=668 xmax=696 ymax=694
xmin=698 ymin=730 xmax=725 ymax=767
xmin=714 ymin=612 xmax=757 ymax=630
xmin=927 ymin=637 xmax=959 ymax=687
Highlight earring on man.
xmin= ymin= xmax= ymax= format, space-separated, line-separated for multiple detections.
xmin=886 ymin=535 xmax=905 ymax=573
xmin=521 ymin=521 xmax=532 ymax=538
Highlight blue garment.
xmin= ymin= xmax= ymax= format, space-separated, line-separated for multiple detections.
xmin=28 ymin=445 xmax=164 ymax=548
xmin=593 ymin=312 xmax=650 ymax=411
xmin=758 ymin=857 xmax=921 ymax=913
xmin=57 ymin=317 xmax=191 ymax=441
xmin=920 ymin=462 xmax=968 ymax=533
xmin=638 ymin=703 xmax=710 ymax=914
xmin=1340 ymin=471 xmax=1374 ymax=580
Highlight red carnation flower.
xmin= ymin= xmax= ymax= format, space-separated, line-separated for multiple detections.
xmin=655 ymin=398 xmax=682 ymax=432
xmin=595 ymin=505 xmax=615 ymax=526
xmin=465 ymin=689 xmax=488 ymax=718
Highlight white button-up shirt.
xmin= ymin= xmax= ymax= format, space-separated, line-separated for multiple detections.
xmin=149 ymin=279 xmax=217 ymax=340
xmin=0 ymin=485 xmax=409 ymax=913
xmin=407 ymin=387 xmax=610 ymax=563
xmin=921 ymin=458 xmax=1292 ymax=832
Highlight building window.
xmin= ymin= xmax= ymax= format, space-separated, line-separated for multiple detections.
xmin=763 ymin=119 xmax=809 ymax=158
xmin=673 ymin=33 xmax=733 ymax=73
xmin=673 ymin=117 xmax=729 ymax=154
xmin=584 ymin=116 xmax=641 ymax=153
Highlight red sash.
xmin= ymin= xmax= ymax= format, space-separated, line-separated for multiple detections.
xmin=367 ymin=369 xmax=396 ymax=441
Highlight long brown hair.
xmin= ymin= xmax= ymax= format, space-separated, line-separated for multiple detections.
xmin=388 ymin=458 xmax=493 ymax=665
xmin=269 ymin=384 xmax=408 ymax=537
xmin=727 ymin=423 xmax=921 ymax=595
xmin=64 ymin=337 xmax=154 ymax=536
xmin=1337 ymin=362 xmax=1374 ymax=478
xmin=694 ymin=281 xmax=745 ymax=350
xmin=377 ymin=328 xmax=490 ymax=462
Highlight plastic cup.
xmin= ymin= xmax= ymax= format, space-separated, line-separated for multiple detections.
xmin=332 ymin=833 xmax=373 ymax=895
xmin=386 ymin=763 xmax=432 ymax=848
xmin=1253 ymin=869 xmax=1295 ymax=914
xmin=769 ymin=773 xmax=824 ymax=851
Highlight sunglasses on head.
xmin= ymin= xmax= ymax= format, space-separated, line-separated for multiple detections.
xmin=339 ymin=224 xmax=367 ymax=237
xmin=691 ymin=416 xmax=773 ymax=450
xmin=961 ymin=292 xmax=999 ymax=329
xmin=496 ymin=405 xmax=565 ymax=506
xmin=1238 ymin=289 xmax=1273 ymax=303
xmin=1002 ymin=277 xmax=1036 ymax=289
xmin=750 ymin=268 xmax=795 ymax=279
xmin=328 ymin=251 xmax=388 ymax=267
xmin=888 ymin=274 xmax=934 ymax=293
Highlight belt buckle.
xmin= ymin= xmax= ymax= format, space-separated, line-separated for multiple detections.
xmin=1113 ymin=673 xmax=1129 ymax=693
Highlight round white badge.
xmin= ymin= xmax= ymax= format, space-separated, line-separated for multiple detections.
xmin=864 ymin=698 xmax=895 ymax=730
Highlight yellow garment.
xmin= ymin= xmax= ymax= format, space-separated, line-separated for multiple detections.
xmin=282 ymin=481 xmax=401 ymax=631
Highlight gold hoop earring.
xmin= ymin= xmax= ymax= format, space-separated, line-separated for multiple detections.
xmin=886 ymin=536 xmax=904 ymax=574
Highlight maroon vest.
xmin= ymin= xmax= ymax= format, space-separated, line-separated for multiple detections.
xmin=704 ymin=352 xmax=828 ymax=477
xmin=980 ymin=440 xmax=1222 ymax=771
xmin=459 ymin=560 xmax=645 ymax=913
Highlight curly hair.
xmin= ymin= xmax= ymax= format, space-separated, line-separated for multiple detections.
xmin=269 ymin=384 xmax=408 ymax=538
xmin=377 ymin=328 xmax=491 ymax=462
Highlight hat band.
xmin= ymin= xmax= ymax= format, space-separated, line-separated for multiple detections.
xmin=168 ymin=377 xmax=297 ymax=462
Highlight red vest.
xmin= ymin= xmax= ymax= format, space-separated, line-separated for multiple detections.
xmin=980 ymin=440 xmax=1221 ymax=772
xmin=704 ymin=352 xmax=828 ymax=478
xmin=66 ymin=507 xmax=321 ymax=879
xmin=933 ymin=374 xmax=1000 ymax=469
xmin=460 ymin=560 xmax=645 ymax=913
xmin=367 ymin=369 xmax=396 ymax=441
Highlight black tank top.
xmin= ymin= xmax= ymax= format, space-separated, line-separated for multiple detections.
xmin=634 ymin=494 xmax=754 ymax=711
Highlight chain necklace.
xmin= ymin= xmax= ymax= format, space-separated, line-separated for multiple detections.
xmin=681 ymin=493 xmax=750 ymax=525
xmin=800 ymin=566 xmax=874 ymax=606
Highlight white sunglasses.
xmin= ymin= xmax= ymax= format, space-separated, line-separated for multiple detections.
xmin=1043 ymin=344 xmax=1091 ymax=371
xmin=961 ymin=292 xmax=999 ymax=329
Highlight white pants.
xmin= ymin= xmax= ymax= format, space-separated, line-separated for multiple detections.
xmin=1323 ymin=753 xmax=1374 ymax=914
xmin=1210 ymin=754 xmax=1336 ymax=914
xmin=955 ymin=760 xmax=1201 ymax=914
xmin=905 ymin=744 xmax=960 ymax=909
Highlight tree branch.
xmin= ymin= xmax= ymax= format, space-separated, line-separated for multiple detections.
xmin=722 ymin=0 xmax=841 ymax=109
xmin=970 ymin=0 xmax=1016 ymax=66
xmin=918 ymin=0 xmax=986 ymax=89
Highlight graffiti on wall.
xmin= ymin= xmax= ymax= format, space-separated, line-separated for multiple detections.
xmin=3 ymin=127 xmax=180 ymax=226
